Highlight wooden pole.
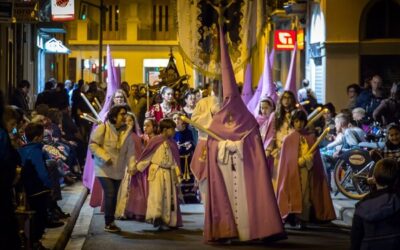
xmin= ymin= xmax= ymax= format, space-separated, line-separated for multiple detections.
xmin=180 ymin=116 xmax=223 ymax=141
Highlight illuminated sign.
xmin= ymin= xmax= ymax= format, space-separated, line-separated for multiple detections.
xmin=51 ymin=0 xmax=74 ymax=21
xmin=83 ymin=59 xmax=126 ymax=69
xmin=274 ymin=30 xmax=296 ymax=50
xmin=297 ymin=29 xmax=304 ymax=50
xmin=37 ymin=35 xmax=44 ymax=49
xmin=44 ymin=38 xmax=70 ymax=54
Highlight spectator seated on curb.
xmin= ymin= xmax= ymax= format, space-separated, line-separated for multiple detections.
xmin=351 ymin=158 xmax=400 ymax=250
xmin=18 ymin=123 xmax=64 ymax=250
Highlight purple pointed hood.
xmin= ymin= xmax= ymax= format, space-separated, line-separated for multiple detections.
xmin=284 ymin=43 xmax=298 ymax=100
xmin=113 ymin=64 xmax=121 ymax=87
xmin=99 ymin=45 xmax=120 ymax=120
xmin=253 ymin=47 xmax=277 ymax=115
xmin=269 ymin=48 xmax=275 ymax=68
xmin=246 ymin=72 xmax=263 ymax=114
xmin=246 ymin=47 xmax=269 ymax=113
xmin=241 ymin=63 xmax=253 ymax=105
xmin=210 ymin=27 xmax=258 ymax=140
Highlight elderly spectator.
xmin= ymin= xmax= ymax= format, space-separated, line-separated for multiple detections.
xmin=356 ymin=75 xmax=385 ymax=118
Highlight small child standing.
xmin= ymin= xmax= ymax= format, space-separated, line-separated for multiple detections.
xmin=172 ymin=112 xmax=198 ymax=204
xmin=276 ymin=110 xmax=335 ymax=228
xmin=351 ymin=158 xmax=400 ymax=250
xmin=382 ymin=124 xmax=400 ymax=161
xmin=131 ymin=118 xmax=182 ymax=230
xmin=142 ymin=118 xmax=157 ymax=146
xmin=255 ymin=98 xmax=275 ymax=143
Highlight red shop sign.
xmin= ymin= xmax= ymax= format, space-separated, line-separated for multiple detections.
xmin=274 ymin=30 xmax=296 ymax=50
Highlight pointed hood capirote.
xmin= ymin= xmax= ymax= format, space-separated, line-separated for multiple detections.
xmin=241 ymin=63 xmax=253 ymax=105
xmin=284 ymin=42 xmax=298 ymax=100
xmin=253 ymin=47 xmax=277 ymax=115
xmin=209 ymin=26 xmax=259 ymax=141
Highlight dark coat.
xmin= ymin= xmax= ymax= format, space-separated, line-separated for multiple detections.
xmin=18 ymin=143 xmax=52 ymax=196
xmin=10 ymin=88 xmax=29 ymax=112
xmin=35 ymin=89 xmax=57 ymax=109
xmin=0 ymin=129 xmax=21 ymax=250
xmin=372 ymin=98 xmax=400 ymax=125
xmin=351 ymin=188 xmax=400 ymax=250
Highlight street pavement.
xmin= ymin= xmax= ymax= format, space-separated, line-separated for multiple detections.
xmin=42 ymin=182 xmax=357 ymax=249
xmin=80 ymin=205 xmax=351 ymax=250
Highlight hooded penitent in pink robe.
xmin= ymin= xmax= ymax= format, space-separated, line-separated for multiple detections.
xmin=276 ymin=130 xmax=336 ymax=221
xmin=200 ymin=26 xmax=285 ymax=243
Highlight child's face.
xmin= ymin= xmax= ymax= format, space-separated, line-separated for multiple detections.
xmin=260 ymin=102 xmax=272 ymax=116
xmin=335 ymin=119 xmax=343 ymax=133
xmin=185 ymin=94 xmax=196 ymax=107
xmin=388 ymin=128 xmax=400 ymax=145
xmin=281 ymin=94 xmax=293 ymax=108
xmin=126 ymin=115 xmax=135 ymax=128
xmin=323 ymin=111 xmax=332 ymax=121
xmin=172 ymin=114 xmax=184 ymax=130
xmin=347 ymin=87 xmax=357 ymax=98
xmin=143 ymin=120 xmax=154 ymax=135
xmin=293 ymin=119 xmax=305 ymax=131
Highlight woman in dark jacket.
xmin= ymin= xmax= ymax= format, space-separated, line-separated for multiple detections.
xmin=351 ymin=158 xmax=400 ymax=250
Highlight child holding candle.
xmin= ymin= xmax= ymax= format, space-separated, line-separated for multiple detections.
xmin=130 ymin=118 xmax=183 ymax=230
xmin=276 ymin=110 xmax=335 ymax=229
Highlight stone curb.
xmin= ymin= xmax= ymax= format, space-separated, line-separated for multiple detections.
xmin=53 ymin=187 xmax=89 ymax=250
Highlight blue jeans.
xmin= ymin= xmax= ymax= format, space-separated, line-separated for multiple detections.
xmin=97 ymin=177 xmax=121 ymax=225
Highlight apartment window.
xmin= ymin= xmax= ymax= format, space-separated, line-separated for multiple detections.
xmin=362 ymin=0 xmax=400 ymax=39
xmin=115 ymin=5 xmax=119 ymax=31
xmin=153 ymin=5 xmax=169 ymax=32
xmin=165 ymin=6 xmax=168 ymax=31
xmin=104 ymin=5 xmax=119 ymax=32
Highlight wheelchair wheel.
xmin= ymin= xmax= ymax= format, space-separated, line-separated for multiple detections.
xmin=334 ymin=158 xmax=369 ymax=200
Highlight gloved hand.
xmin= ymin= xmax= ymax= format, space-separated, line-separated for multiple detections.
xmin=298 ymin=153 xmax=313 ymax=168
xmin=210 ymin=103 xmax=221 ymax=116
xmin=128 ymin=167 xmax=137 ymax=176
xmin=271 ymin=148 xmax=279 ymax=158
xmin=225 ymin=140 xmax=237 ymax=153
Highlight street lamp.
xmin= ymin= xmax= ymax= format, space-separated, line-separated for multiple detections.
xmin=80 ymin=0 xmax=106 ymax=84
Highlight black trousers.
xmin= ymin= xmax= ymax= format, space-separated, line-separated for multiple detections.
xmin=98 ymin=177 xmax=121 ymax=225
xmin=28 ymin=192 xmax=50 ymax=242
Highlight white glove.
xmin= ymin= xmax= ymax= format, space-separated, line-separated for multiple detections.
xmin=225 ymin=140 xmax=237 ymax=153
xmin=298 ymin=153 xmax=313 ymax=169
xmin=210 ymin=104 xmax=221 ymax=116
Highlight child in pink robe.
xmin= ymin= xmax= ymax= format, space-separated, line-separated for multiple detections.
xmin=276 ymin=110 xmax=336 ymax=228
